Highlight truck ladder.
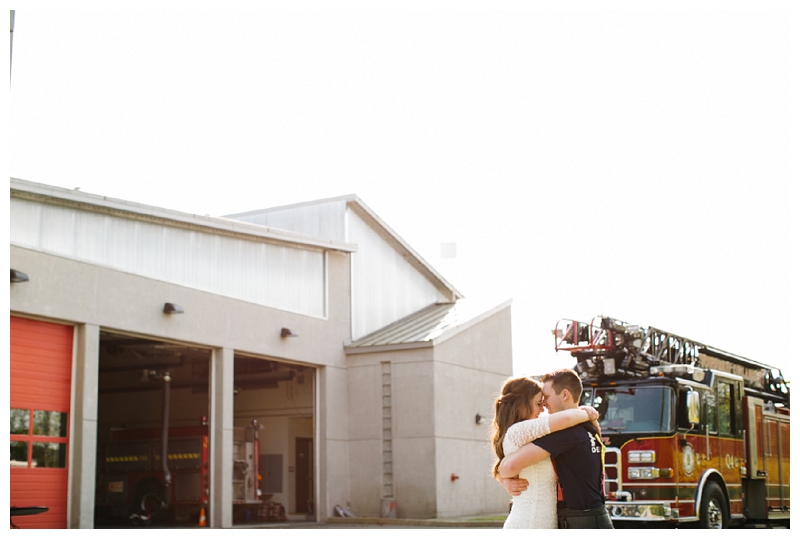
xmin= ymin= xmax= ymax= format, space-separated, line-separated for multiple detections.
xmin=554 ymin=316 xmax=789 ymax=401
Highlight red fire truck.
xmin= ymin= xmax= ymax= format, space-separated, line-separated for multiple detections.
xmin=554 ymin=316 xmax=790 ymax=528
xmin=97 ymin=418 xmax=263 ymax=525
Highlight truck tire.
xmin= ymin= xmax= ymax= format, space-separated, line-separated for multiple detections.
xmin=699 ymin=482 xmax=728 ymax=529
xmin=130 ymin=479 xmax=168 ymax=524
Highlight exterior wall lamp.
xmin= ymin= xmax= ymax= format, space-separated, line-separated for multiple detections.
xmin=10 ymin=269 xmax=29 ymax=283
xmin=475 ymin=413 xmax=486 ymax=425
xmin=163 ymin=303 xmax=184 ymax=314
xmin=280 ymin=328 xmax=298 ymax=338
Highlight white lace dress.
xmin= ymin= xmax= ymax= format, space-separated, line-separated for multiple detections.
xmin=502 ymin=414 xmax=558 ymax=529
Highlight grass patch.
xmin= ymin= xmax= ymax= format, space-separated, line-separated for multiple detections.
xmin=468 ymin=515 xmax=507 ymax=522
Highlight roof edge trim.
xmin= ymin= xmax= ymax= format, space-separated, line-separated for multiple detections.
xmin=346 ymin=197 xmax=463 ymax=302
xmin=431 ymin=298 xmax=513 ymax=346
xmin=10 ymin=178 xmax=357 ymax=253
xmin=225 ymin=194 xmax=358 ymax=218
xmin=343 ymin=340 xmax=435 ymax=355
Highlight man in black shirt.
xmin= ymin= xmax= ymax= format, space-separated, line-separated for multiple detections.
xmin=498 ymin=369 xmax=613 ymax=529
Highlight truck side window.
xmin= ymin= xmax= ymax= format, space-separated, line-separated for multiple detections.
xmin=717 ymin=381 xmax=733 ymax=436
xmin=733 ymin=381 xmax=743 ymax=437
xmin=677 ymin=386 xmax=693 ymax=430
xmin=704 ymin=390 xmax=717 ymax=434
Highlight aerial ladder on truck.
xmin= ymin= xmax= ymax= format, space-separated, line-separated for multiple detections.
xmin=553 ymin=316 xmax=790 ymax=528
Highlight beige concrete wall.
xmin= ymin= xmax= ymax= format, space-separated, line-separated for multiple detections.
xmin=315 ymin=365 xmax=350 ymax=521
xmin=434 ymin=437 xmax=504 ymax=517
xmin=432 ymin=305 xmax=514 ymax=517
xmin=68 ymin=323 xmax=100 ymax=529
xmin=341 ymin=306 xmax=513 ymax=519
xmin=392 ymin=354 xmax=438 ymax=517
xmin=345 ymin=439 xmax=382 ymax=516
xmin=10 ymin=244 xmax=353 ymax=527
xmin=210 ymin=347 xmax=234 ymax=528
xmin=343 ymin=359 xmax=382 ymax=515
xmin=393 ymin=436 xmax=437 ymax=517
xmin=345 ymin=348 xmax=439 ymax=518
xmin=10 ymin=246 xmax=351 ymax=365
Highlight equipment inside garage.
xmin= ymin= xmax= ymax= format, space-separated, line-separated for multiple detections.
xmin=94 ymin=332 xmax=212 ymax=527
xmin=231 ymin=355 xmax=315 ymax=525
xmin=93 ymin=332 xmax=315 ymax=527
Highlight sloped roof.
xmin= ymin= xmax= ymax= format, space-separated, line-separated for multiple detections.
xmin=345 ymin=299 xmax=511 ymax=353
xmin=227 ymin=194 xmax=463 ymax=302
xmin=345 ymin=195 xmax=463 ymax=302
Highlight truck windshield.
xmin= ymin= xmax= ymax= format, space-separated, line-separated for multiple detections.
xmin=584 ymin=386 xmax=674 ymax=433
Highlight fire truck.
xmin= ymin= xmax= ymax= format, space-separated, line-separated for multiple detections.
xmin=97 ymin=420 xmax=262 ymax=524
xmin=96 ymin=371 xmax=264 ymax=525
xmin=554 ymin=316 xmax=790 ymax=528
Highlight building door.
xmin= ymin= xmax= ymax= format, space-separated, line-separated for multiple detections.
xmin=10 ymin=316 xmax=74 ymax=529
xmin=295 ymin=438 xmax=313 ymax=514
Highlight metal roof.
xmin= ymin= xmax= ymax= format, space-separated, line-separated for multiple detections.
xmin=347 ymin=302 xmax=460 ymax=348
xmin=345 ymin=298 xmax=512 ymax=352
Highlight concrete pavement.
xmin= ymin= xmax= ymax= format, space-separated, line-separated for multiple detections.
xmin=238 ymin=513 xmax=508 ymax=529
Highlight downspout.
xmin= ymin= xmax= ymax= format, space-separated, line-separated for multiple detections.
xmin=161 ymin=372 xmax=172 ymax=510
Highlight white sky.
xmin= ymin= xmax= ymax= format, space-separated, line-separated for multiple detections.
xmin=7 ymin=1 xmax=799 ymax=384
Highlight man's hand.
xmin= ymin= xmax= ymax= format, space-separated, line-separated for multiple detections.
xmin=579 ymin=405 xmax=600 ymax=421
xmin=580 ymin=406 xmax=602 ymax=435
xmin=498 ymin=476 xmax=529 ymax=496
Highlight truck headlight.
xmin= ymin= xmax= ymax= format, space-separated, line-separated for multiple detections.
xmin=628 ymin=467 xmax=673 ymax=479
xmin=628 ymin=450 xmax=656 ymax=463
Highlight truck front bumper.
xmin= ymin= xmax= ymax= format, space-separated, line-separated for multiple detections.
xmin=607 ymin=501 xmax=680 ymax=521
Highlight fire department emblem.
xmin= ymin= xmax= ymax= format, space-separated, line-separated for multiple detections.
xmin=682 ymin=445 xmax=695 ymax=476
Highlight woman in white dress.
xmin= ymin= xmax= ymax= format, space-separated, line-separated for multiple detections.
xmin=491 ymin=376 xmax=598 ymax=529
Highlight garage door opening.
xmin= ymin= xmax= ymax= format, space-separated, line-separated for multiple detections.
xmin=231 ymin=355 xmax=315 ymax=526
xmin=94 ymin=332 xmax=211 ymax=528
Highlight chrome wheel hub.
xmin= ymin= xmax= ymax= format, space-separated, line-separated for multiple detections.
xmin=707 ymin=499 xmax=723 ymax=529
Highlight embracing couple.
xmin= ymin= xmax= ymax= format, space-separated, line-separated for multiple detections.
xmin=491 ymin=368 xmax=614 ymax=529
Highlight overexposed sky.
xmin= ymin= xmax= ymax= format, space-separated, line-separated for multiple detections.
xmin=8 ymin=2 xmax=798 ymax=383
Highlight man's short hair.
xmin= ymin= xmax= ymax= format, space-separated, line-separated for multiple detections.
xmin=542 ymin=368 xmax=583 ymax=403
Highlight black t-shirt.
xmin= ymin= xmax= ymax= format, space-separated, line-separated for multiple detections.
xmin=533 ymin=423 xmax=604 ymax=510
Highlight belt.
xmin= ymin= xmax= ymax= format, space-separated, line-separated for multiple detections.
xmin=561 ymin=506 xmax=608 ymax=517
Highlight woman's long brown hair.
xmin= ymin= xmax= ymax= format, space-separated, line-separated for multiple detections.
xmin=490 ymin=376 xmax=542 ymax=478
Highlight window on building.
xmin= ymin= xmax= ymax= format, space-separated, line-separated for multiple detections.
xmin=9 ymin=408 xmax=69 ymax=468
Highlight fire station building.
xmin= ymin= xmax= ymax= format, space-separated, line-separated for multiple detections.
xmin=9 ymin=178 xmax=513 ymax=528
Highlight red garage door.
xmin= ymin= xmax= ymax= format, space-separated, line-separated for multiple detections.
xmin=10 ymin=316 xmax=74 ymax=529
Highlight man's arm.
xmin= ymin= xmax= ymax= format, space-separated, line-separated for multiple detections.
xmin=547 ymin=406 xmax=598 ymax=432
xmin=497 ymin=443 xmax=551 ymax=478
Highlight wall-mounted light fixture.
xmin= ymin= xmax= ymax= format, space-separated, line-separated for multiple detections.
xmin=10 ymin=269 xmax=29 ymax=283
xmin=281 ymin=327 xmax=298 ymax=338
xmin=475 ymin=413 xmax=485 ymax=425
xmin=163 ymin=302 xmax=184 ymax=314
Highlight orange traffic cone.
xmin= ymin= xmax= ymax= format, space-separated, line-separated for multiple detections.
xmin=198 ymin=507 xmax=206 ymax=527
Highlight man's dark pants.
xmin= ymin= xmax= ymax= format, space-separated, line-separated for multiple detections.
xmin=558 ymin=506 xmax=614 ymax=529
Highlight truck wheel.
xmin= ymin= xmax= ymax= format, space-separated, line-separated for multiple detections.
xmin=699 ymin=482 xmax=728 ymax=529
xmin=130 ymin=479 xmax=167 ymax=524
